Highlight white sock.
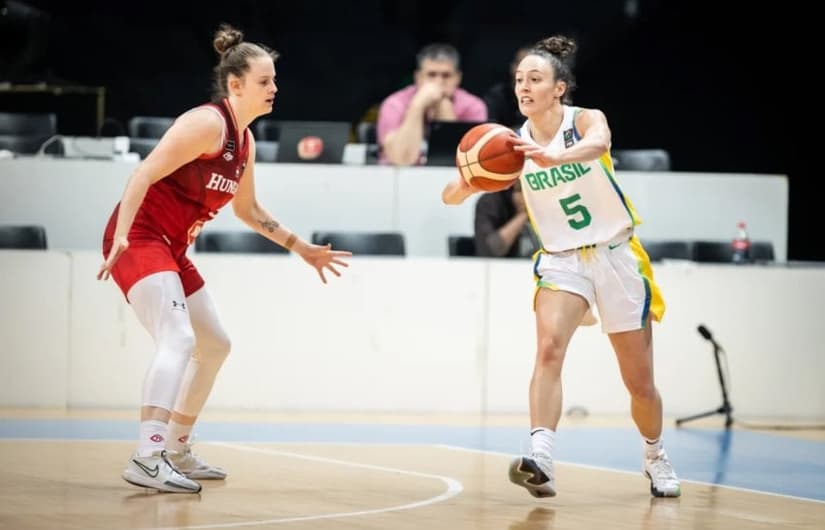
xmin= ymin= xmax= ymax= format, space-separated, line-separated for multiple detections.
xmin=530 ymin=427 xmax=555 ymax=458
xmin=644 ymin=437 xmax=663 ymax=457
xmin=138 ymin=420 xmax=168 ymax=457
xmin=166 ymin=420 xmax=193 ymax=454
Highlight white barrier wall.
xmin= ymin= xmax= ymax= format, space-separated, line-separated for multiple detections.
xmin=0 ymin=251 xmax=71 ymax=408
xmin=0 ymin=158 xmax=788 ymax=260
xmin=1 ymin=251 xmax=823 ymax=419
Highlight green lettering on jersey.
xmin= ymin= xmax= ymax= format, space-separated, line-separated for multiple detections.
xmin=560 ymin=164 xmax=578 ymax=181
xmin=525 ymin=163 xmax=591 ymax=191
xmin=550 ymin=167 xmax=566 ymax=186
xmin=538 ymin=171 xmax=552 ymax=189
xmin=525 ymin=172 xmax=540 ymax=190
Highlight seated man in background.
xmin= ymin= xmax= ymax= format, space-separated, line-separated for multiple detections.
xmin=474 ymin=180 xmax=538 ymax=258
xmin=377 ymin=43 xmax=487 ymax=166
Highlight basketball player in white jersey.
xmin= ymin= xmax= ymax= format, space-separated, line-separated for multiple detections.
xmin=442 ymin=35 xmax=680 ymax=499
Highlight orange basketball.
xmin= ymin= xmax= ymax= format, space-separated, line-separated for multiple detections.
xmin=455 ymin=123 xmax=525 ymax=191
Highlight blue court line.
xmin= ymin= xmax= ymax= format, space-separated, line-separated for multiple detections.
xmin=1 ymin=419 xmax=823 ymax=502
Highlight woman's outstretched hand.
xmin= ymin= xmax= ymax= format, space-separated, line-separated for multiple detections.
xmin=298 ymin=243 xmax=352 ymax=284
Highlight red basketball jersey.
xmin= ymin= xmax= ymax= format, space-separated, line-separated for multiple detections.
xmin=104 ymin=98 xmax=250 ymax=246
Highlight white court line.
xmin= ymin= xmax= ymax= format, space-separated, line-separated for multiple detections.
xmin=436 ymin=444 xmax=825 ymax=505
xmin=146 ymin=442 xmax=464 ymax=530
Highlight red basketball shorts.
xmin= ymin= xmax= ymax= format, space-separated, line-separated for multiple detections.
xmin=102 ymin=236 xmax=204 ymax=302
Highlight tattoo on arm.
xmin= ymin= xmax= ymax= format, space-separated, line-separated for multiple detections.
xmin=259 ymin=219 xmax=279 ymax=233
xmin=285 ymin=233 xmax=298 ymax=250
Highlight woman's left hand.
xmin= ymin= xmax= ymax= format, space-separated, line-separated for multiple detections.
xmin=299 ymin=243 xmax=352 ymax=284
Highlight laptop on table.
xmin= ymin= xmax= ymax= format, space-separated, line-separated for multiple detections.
xmin=275 ymin=121 xmax=350 ymax=164
xmin=424 ymin=120 xmax=484 ymax=166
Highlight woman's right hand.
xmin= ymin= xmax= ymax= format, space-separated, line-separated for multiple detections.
xmin=98 ymin=235 xmax=129 ymax=280
xmin=442 ymin=174 xmax=481 ymax=205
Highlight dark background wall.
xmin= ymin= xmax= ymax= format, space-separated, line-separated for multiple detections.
xmin=1 ymin=0 xmax=814 ymax=260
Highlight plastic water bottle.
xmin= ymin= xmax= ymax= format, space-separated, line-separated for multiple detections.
xmin=731 ymin=221 xmax=751 ymax=264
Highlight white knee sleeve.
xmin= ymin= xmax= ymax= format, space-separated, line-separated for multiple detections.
xmin=173 ymin=287 xmax=231 ymax=417
xmin=128 ymin=272 xmax=196 ymax=410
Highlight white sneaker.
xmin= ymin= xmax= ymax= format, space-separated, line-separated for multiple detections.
xmin=168 ymin=443 xmax=227 ymax=480
xmin=508 ymin=454 xmax=556 ymax=498
xmin=643 ymin=448 xmax=681 ymax=497
xmin=122 ymin=450 xmax=202 ymax=493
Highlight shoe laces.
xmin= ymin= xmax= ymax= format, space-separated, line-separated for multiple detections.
xmin=170 ymin=444 xmax=193 ymax=463
xmin=158 ymin=449 xmax=189 ymax=478
xmin=175 ymin=438 xmax=213 ymax=469
xmin=646 ymin=450 xmax=678 ymax=482
xmin=528 ymin=452 xmax=554 ymax=476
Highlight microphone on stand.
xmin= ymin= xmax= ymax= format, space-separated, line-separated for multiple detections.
xmin=698 ymin=324 xmax=723 ymax=351
xmin=676 ymin=324 xmax=734 ymax=428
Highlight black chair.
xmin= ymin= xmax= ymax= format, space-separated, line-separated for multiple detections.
xmin=692 ymin=241 xmax=733 ymax=263
xmin=99 ymin=117 xmax=126 ymax=137
xmin=356 ymin=121 xmax=379 ymax=164
xmin=128 ymin=137 xmax=159 ymax=160
xmin=0 ymin=111 xmax=57 ymax=136
xmin=356 ymin=122 xmax=376 ymax=144
xmin=448 ymin=235 xmax=476 ymax=257
xmin=693 ymin=240 xmax=776 ymax=263
xmin=0 ymin=135 xmax=52 ymax=154
xmin=0 ymin=112 xmax=57 ymax=154
xmin=750 ymin=241 xmax=775 ymax=262
xmin=0 ymin=225 xmax=48 ymax=249
xmin=641 ymin=240 xmax=693 ymax=262
xmin=255 ymin=141 xmax=278 ymax=162
xmin=128 ymin=116 xmax=174 ymax=139
xmin=195 ymin=231 xmax=288 ymax=254
xmin=612 ymin=149 xmax=671 ymax=171
xmin=255 ymin=120 xmax=281 ymax=142
xmin=127 ymin=116 xmax=174 ymax=160
xmin=311 ymin=231 xmax=405 ymax=256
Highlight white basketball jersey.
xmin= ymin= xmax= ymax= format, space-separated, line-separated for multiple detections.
xmin=518 ymin=105 xmax=640 ymax=252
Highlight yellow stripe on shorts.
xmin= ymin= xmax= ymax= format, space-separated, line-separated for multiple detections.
xmin=629 ymin=236 xmax=666 ymax=324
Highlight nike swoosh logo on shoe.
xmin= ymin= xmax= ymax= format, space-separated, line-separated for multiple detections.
xmin=608 ymin=242 xmax=623 ymax=250
xmin=133 ymin=459 xmax=160 ymax=478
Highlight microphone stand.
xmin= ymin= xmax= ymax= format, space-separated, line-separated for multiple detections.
xmin=676 ymin=329 xmax=734 ymax=429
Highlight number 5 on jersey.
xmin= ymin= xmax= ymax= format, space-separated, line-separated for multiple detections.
xmin=559 ymin=193 xmax=592 ymax=229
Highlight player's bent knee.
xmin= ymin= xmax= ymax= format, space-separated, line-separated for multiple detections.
xmin=198 ymin=332 xmax=231 ymax=363
xmin=195 ymin=333 xmax=232 ymax=370
xmin=626 ymin=380 xmax=657 ymax=401
xmin=214 ymin=333 xmax=231 ymax=358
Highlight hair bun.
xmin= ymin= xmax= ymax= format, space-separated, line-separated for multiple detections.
xmin=534 ymin=35 xmax=577 ymax=59
xmin=213 ymin=23 xmax=244 ymax=56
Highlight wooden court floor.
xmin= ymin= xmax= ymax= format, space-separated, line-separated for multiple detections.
xmin=1 ymin=410 xmax=823 ymax=530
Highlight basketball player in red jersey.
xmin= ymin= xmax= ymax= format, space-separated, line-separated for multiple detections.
xmin=98 ymin=24 xmax=351 ymax=493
